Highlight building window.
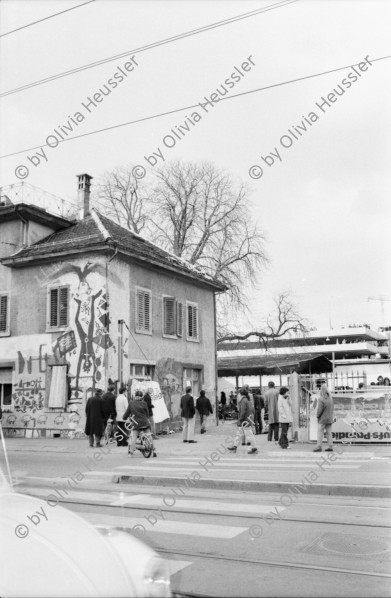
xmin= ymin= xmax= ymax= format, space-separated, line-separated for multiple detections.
xmin=0 ymin=368 xmax=13 ymax=410
xmin=183 ymin=368 xmax=201 ymax=396
xmin=48 ymin=286 xmax=69 ymax=329
xmin=163 ymin=296 xmax=176 ymax=337
xmin=130 ymin=363 xmax=155 ymax=380
xmin=0 ymin=293 xmax=10 ymax=336
xmin=186 ymin=301 xmax=199 ymax=341
xmin=135 ymin=287 xmax=152 ymax=334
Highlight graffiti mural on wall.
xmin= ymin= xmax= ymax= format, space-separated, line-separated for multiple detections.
xmin=2 ymin=258 xmax=115 ymax=433
xmin=156 ymin=358 xmax=183 ymax=419
xmin=50 ymin=260 xmax=115 ymax=403
xmin=13 ymin=377 xmax=45 ymax=413
xmin=13 ymin=343 xmax=51 ymax=413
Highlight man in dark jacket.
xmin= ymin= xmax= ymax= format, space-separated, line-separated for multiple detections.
xmin=264 ymin=381 xmax=279 ymax=442
xmin=143 ymin=392 xmax=156 ymax=438
xmin=85 ymin=388 xmax=105 ymax=447
xmin=102 ymin=384 xmax=117 ymax=437
xmin=123 ymin=391 xmax=156 ymax=457
xmin=196 ymin=390 xmax=213 ymax=434
xmin=253 ymin=388 xmax=265 ymax=435
xmin=180 ymin=386 xmax=196 ymax=443
xmin=228 ymin=388 xmax=258 ymax=454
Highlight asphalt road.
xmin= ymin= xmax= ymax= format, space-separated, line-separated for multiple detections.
xmin=13 ymin=478 xmax=391 ymax=597
xmin=3 ymin=434 xmax=391 ymax=596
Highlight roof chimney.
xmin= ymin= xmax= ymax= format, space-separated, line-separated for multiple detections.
xmin=77 ymin=173 xmax=93 ymax=219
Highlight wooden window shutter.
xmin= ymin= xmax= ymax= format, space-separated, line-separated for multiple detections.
xmin=192 ymin=305 xmax=198 ymax=339
xmin=59 ymin=287 xmax=69 ymax=327
xmin=163 ymin=297 xmax=176 ymax=335
xmin=50 ymin=288 xmax=59 ymax=327
xmin=176 ymin=301 xmax=183 ymax=337
xmin=0 ymin=295 xmax=8 ymax=332
xmin=144 ymin=291 xmax=151 ymax=331
xmin=187 ymin=304 xmax=199 ymax=339
xmin=136 ymin=289 xmax=151 ymax=332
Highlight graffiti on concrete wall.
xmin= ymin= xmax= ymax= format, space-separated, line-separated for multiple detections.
xmin=2 ymin=259 xmax=115 ymax=434
xmin=50 ymin=260 xmax=115 ymax=403
xmin=156 ymin=358 xmax=183 ymax=419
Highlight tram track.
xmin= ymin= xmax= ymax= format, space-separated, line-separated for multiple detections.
xmin=155 ymin=547 xmax=391 ymax=579
xmin=19 ymin=488 xmax=391 ymax=530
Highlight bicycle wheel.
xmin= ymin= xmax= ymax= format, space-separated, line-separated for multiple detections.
xmin=140 ymin=434 xmax=153 ymax=458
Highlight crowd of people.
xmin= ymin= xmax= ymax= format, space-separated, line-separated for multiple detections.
xmin=84 ymin=383 xmax=157 ymax=456
xmin=85 ymin=380 xmax=335 ymax=457
xmin=85 ymin=383 xmax=215 ymax=455
xmin=220 ymin=381 xmax=334 ymax=453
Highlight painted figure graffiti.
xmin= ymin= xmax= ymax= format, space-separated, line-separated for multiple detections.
xmin=13 ymin=377 xmax=45 ymax=413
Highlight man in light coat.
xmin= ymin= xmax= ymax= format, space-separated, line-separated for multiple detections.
xmin=278 ymin=387 xmax=293 ymax=449
xmin=264 ymin=381 xmax=279 ymax=442
xmin=314 ymin=384 xmax=334 ymax=452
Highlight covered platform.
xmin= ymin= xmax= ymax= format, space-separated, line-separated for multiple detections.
xmin=217 ymin=352 xmax=332 ymax=379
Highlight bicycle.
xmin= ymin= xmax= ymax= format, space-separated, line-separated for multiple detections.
xmin=128 ymin=427 xmax=154 ymax=458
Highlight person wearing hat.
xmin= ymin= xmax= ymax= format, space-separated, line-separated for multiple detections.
xmin=123 ymin=390 xmax=156 ymax=457
xmin=85 ymin=386 xmax=105 ymax=448
xmin=180 ymin=386 xmax=197 ymax=443
xmin=102 ymin=384 xmax=117 ymax=439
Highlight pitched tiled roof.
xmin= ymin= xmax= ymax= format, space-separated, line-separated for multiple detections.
xmin=2 ymin=210 xmax=225 ymax=291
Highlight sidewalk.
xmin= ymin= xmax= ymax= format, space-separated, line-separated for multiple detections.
xmin=2 ymin=422 xmax=391 ymax=498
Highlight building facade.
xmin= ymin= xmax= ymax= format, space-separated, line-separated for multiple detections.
xmin=0 ymin=175 xmax=224 ymax=436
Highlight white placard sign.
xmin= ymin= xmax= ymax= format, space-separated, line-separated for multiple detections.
xmin=131 ymin=380 xmax=170 ymax=423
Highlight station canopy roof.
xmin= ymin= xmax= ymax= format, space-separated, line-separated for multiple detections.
xmin=217 ymin=353 xmax=333 ymax=377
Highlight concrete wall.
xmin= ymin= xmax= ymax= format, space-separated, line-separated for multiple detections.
xmin=0 ymin=252 xmax=217 ymax=435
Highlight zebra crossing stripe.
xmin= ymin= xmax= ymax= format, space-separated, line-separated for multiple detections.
xmin=110 ymin=494 xmax=287 ymax=515
xmin=161 ymin=559 xmax=192 ymax=576
xmin=85 ymin=512 xmax=247 ymax=538
xmin=134 ymin=458 xmax=365 ymax=465
xmin=115 ymin=464 xmax=360 ymax=471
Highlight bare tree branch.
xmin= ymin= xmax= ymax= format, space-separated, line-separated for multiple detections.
xmin=93 ymin=166 xmax=150 ymax=234
xmin=217 ymin=292 xmax=308 ymax=348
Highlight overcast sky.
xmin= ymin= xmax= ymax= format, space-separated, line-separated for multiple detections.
xmin=1 ymin=0 xmax=390 ymax=332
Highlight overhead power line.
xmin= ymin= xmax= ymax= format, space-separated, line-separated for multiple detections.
xmin=1 ymin=54 xmax=389 ymax=161
xmin=0 ymin=0 xmax=298 ymax=98
xmin=0 ymin=0 xmax=96 ymax=39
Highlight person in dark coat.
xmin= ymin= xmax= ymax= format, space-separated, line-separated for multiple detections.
xmin=180 ymin=386 xmax=196 ymax=443
xmin=102 ymin=384 xmax=117 ymax=437
xmin=264 ymin=381 xmax=279 ymax=442
xmin=196 ymin=390 xmax=213 ymax=434
xmin=253 ymin=388 xmax=265 ymax=435
xmin=85 ymin=388 xmax=105 ymax=447
xmin=143 ymin=391 xmax=156 ymax=437
xmin=123 ymin=391 xmax=156 ymax=457
xmin=227 ymin=388 xmax=258 ymax=454
xmin=220 ymin=391 xmax=227 ymax=406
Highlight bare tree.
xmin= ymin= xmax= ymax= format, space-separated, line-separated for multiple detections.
xmin=149 ymin=161 xmax=267 ymax=309
xmin=93 ymin=166 xmax=149 ymax=234
xmin=217 ymin=292 xmax=308 ymax=348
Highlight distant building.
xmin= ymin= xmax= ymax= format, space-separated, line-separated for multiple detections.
xmin=218 ymin=326 xmax=390 ymax=388
xmin=0 ymin=174 xmax=225 ymax=435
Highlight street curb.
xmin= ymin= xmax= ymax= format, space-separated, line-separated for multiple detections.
xmin=114 ymin=474 xmax=391 ymax=498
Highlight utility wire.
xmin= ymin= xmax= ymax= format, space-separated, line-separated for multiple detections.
xmin=123 ymin=321 xmax=152 ymax=366
xmin=1 ymin=55 xmax=389 ymax=161
xmin=0 ymin=0 xmax=298 ymax=98
xmin=0 ymin=0 xmax=96 ymax=39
